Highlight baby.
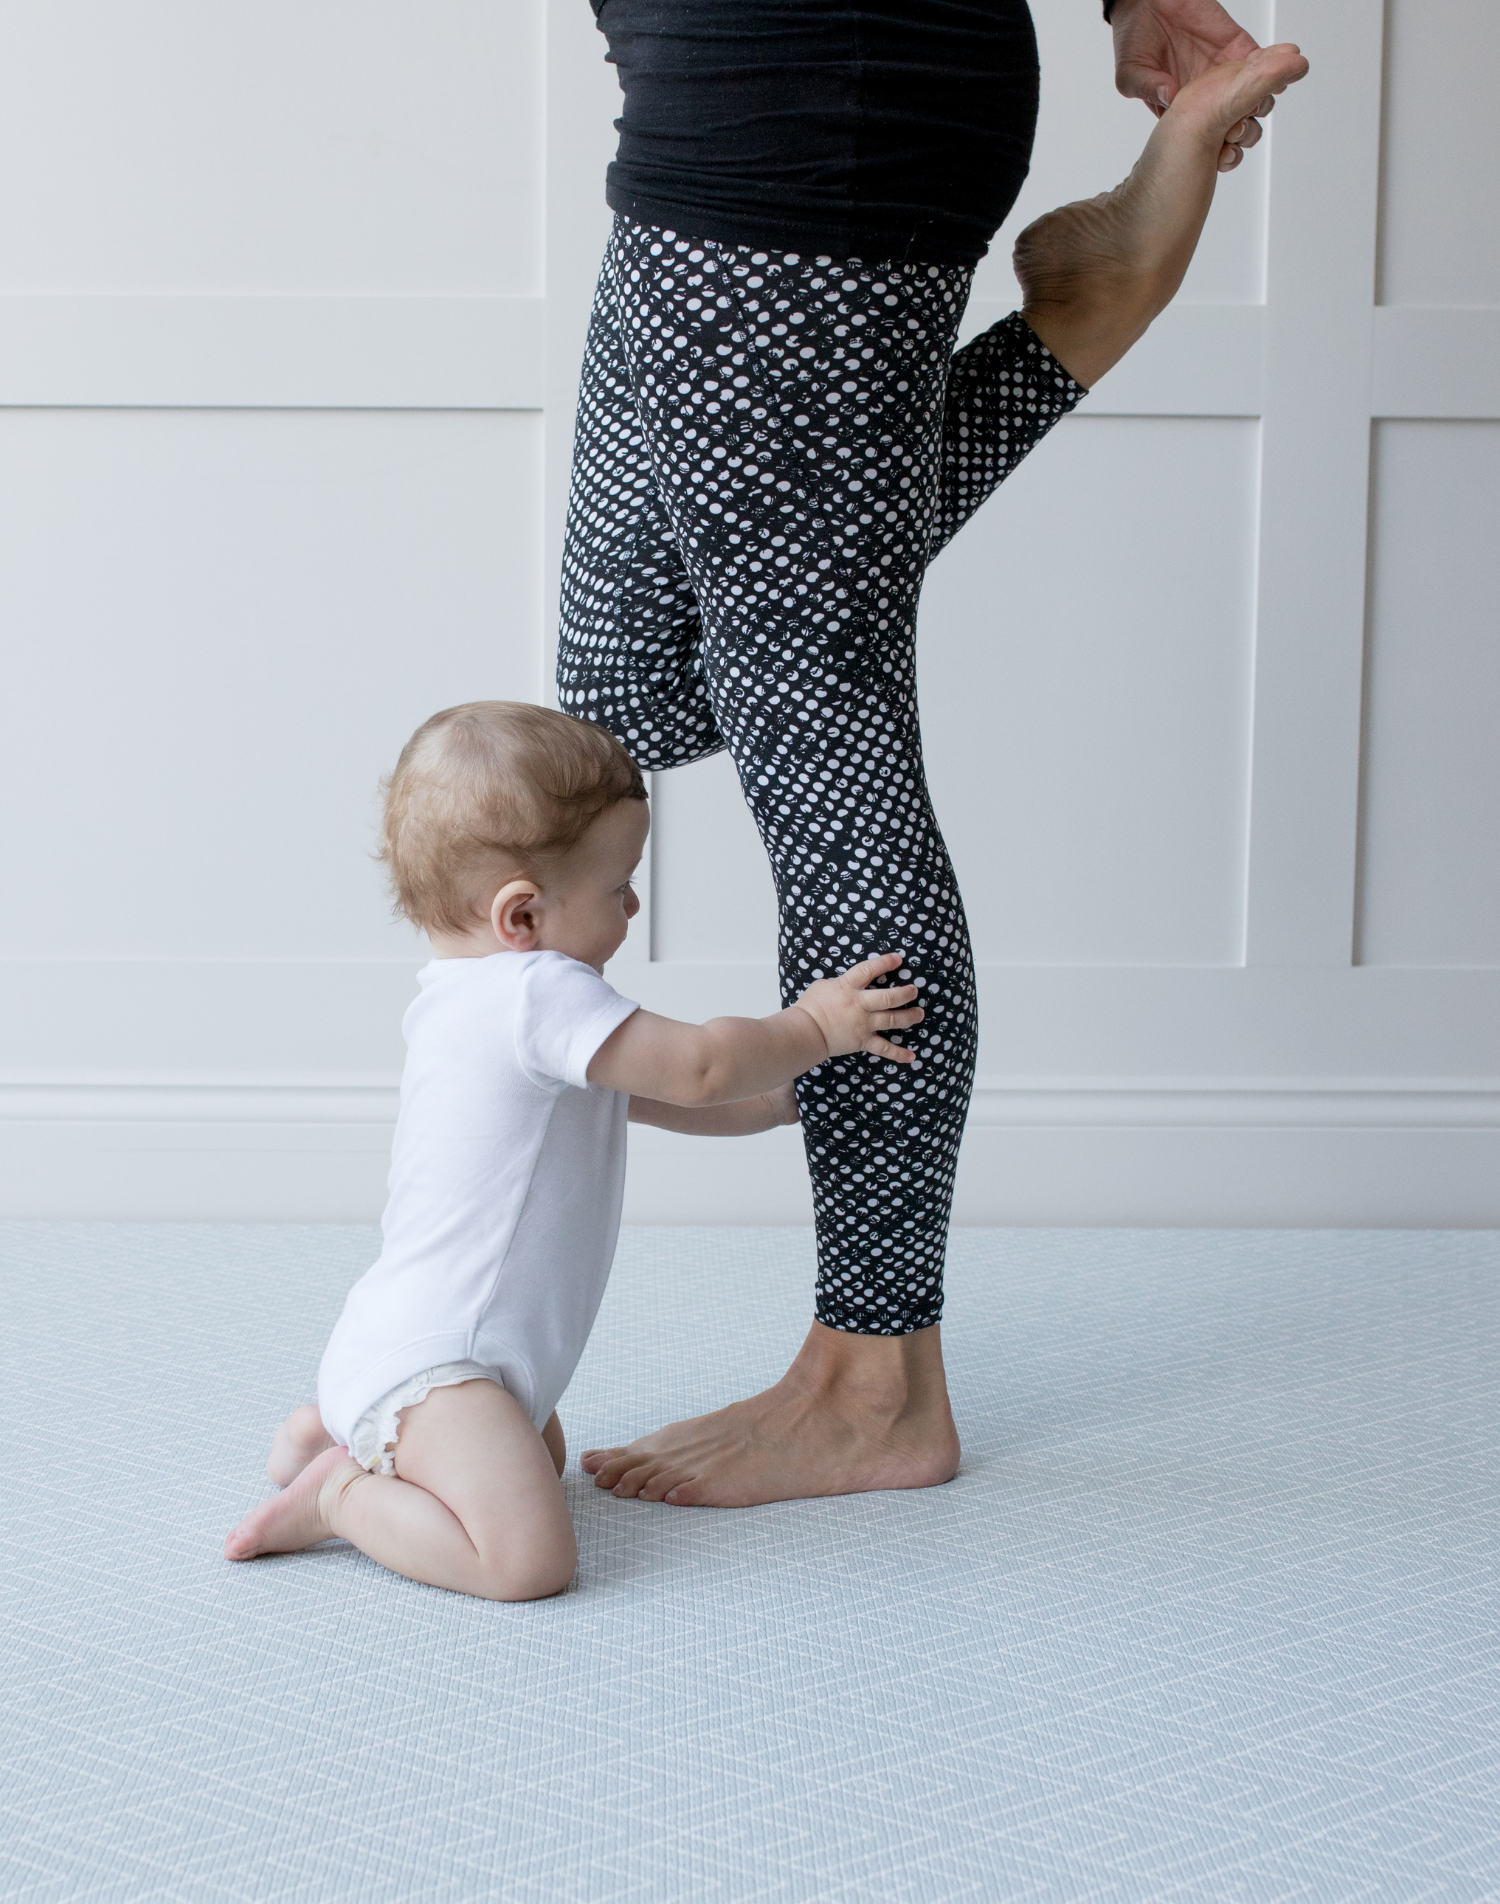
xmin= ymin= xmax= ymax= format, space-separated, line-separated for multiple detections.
xmin=225 ymin=45 xmax=1309 ymax=1601
xmin=226 ymin=703 xmax=925 ymax=1599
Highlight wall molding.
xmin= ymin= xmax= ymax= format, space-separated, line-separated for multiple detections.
xmin=5 ymin=1073 xmax=1498 ymax=1131
xmin=3 ymin=1084 xmax=1497 ymax=1226
xmin=3 ymin=297 xmax=1492 ymax=419
xmin=0 ymin=294 xmax=545 ymax=409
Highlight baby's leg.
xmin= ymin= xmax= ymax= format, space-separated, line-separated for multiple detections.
xmin=266 ymin=1402 xmax=335 ymax=1486
xmin=541 ymin=1410 xmax=565 ymax=1478
xmin=226 ymin=1381 xmax=576 ymax=1602
xmin=1015 ymin=43 xmax=1309 ymax=389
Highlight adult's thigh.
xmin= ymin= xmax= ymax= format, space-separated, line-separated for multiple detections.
xmin=559 ymin=226 xmax=724 ymax=768
xmin=612 ymin=228 xmax=978 ymax=1331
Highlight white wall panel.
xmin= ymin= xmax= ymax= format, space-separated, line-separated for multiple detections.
xmin=4 ymin=0 xmax=1498 ymax=1225
xmin=0 ymin=408 xmax=542 ymax=959
xmin=1377 ymin=0 xmax=1500 ymax=308
xmin=650 ymin=755 xmax=779 ymax=965
xmin=920 ymin=416 xmax=1257 ymax=966
xmin=967 ymin=0 xmax=1271 ymax=323
xmin=1357 ymin=421 xmax=1500 ymax=967
xmin=0 ymin=2 xmax=541 ymax=294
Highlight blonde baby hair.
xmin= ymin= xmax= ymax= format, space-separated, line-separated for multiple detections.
xmin=381 ymin=702 xmax=647 ymax=935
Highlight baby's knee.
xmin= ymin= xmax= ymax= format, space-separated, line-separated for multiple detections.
xmin=474 ymin=1530 xmax=577 ymax=1603
xmin=463 ymin=1491 xmax=577 ymax=1602
xmin=541 ymin=1410 xmax=566 ymax=1478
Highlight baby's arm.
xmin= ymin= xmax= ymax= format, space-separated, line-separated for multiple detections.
xmin=1014 ymin=44 xmax=1308 ymax=390
xmin=629 ymin=1081 xmax=801 ymax=1136
xmin=590 ymin=953 xmax=923 ymax=1104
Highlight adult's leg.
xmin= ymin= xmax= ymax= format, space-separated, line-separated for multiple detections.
xmin=563 ymin=229 xmax=1081 ymax=1504
xmin=572 ymin=229 xmax=980 ymax=1501
xmin=558 ymin=230 xmax=725 ymax=770
xmin=932 ymin=312 xmax=1083 ymax=557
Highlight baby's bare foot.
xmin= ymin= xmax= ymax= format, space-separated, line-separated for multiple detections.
xmin=266 ymin=1403 xmax=336 ymax=1486
xmin=225 ymin=1445 xmax=362 ymax=1561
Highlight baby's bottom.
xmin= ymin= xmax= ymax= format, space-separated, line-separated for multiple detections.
xmin=227 ymin=1381 xmax=575 ymax=1602
xmin=266 ymin=1393 xmax=567 ymax=1487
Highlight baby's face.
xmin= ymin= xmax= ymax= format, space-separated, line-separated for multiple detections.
xmin=538 ymin=798 xmax=649 ymax=973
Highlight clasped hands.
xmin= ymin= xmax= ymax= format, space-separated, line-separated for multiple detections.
xmin=1111 ymin=0 xmax=1287 ymax=171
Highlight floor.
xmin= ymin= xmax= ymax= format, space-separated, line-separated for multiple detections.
xmin=1 ymin=1223 xmax=1497 ymax=1903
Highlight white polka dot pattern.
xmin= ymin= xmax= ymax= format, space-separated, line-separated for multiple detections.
xmin=560 ymin=219 xmax=1081 ymax=1332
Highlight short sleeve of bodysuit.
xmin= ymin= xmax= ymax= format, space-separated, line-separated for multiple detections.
xmin=513 ymin=951 xmax=639 ymax=1092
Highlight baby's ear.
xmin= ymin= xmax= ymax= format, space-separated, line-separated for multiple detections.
xmin=491 ymin=877 xmax=543 ymax=951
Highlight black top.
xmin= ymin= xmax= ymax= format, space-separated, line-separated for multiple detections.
xmin=592 ymin=0 xmax=1041 ymax=266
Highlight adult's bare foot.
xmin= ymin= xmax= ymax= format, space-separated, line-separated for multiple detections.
xmin=1015 ymin=41 xmax=1308 ymax=388
xmin=266 ymin=1402 xmax=336 ymax=1486
xmin=225 ymin=1445 xmax=363 ymax=1560
xmin=579 ymin=1321 xmax=960 ymax=1507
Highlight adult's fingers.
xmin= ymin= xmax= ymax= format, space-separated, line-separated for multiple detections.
xmin=1116 ymin=60 xmax=1176 ymax=113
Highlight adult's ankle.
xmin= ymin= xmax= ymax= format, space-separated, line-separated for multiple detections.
xmin=795 ymin=1320 xmax=944 ymax=1414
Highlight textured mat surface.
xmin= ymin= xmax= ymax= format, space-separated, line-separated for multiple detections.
xmin=1 ymin=1224 xmax=1497 ymax=1903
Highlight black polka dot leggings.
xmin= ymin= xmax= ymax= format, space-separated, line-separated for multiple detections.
xmin=560 ymin=218 xmax=1081 ymax=1334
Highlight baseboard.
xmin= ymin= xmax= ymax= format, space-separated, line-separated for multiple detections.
xmin=3 ymin=1075 xmax=1498 ymax=1225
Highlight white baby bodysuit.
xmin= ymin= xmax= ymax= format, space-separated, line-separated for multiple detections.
xmin=317 ymin=950 xmax=639 ymax=1452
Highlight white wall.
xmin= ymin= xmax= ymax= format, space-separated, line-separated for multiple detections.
xmin=3 ymin=0 xmax=1497 ymax=1225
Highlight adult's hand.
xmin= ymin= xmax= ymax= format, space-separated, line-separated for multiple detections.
xmin=1111 ymin=0 xmax=1275 ymax=171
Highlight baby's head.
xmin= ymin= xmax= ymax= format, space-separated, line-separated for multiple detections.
xmin=382 ymin=702 xmax=649 ymax=970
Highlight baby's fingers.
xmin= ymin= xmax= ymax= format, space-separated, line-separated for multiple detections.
xmin=842 ymin=950 xmax=905 ymax=990
xmin=859 ymin=981 xmax=919 ymax=1011
xmin=864 ymin=1035 xmax=918 ymax=1064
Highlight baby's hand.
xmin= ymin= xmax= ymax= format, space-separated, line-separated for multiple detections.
xmin=794 ymin=953 xmax=925 ymax=1065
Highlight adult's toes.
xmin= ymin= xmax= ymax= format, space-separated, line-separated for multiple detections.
xmin=580 ymin=1446 xmax=625 ymax=1476
xmin=610 ymin=1462 xmax=659 ymax=1498
xmin=637 ymin=1468 xmax=692 ymax=1503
